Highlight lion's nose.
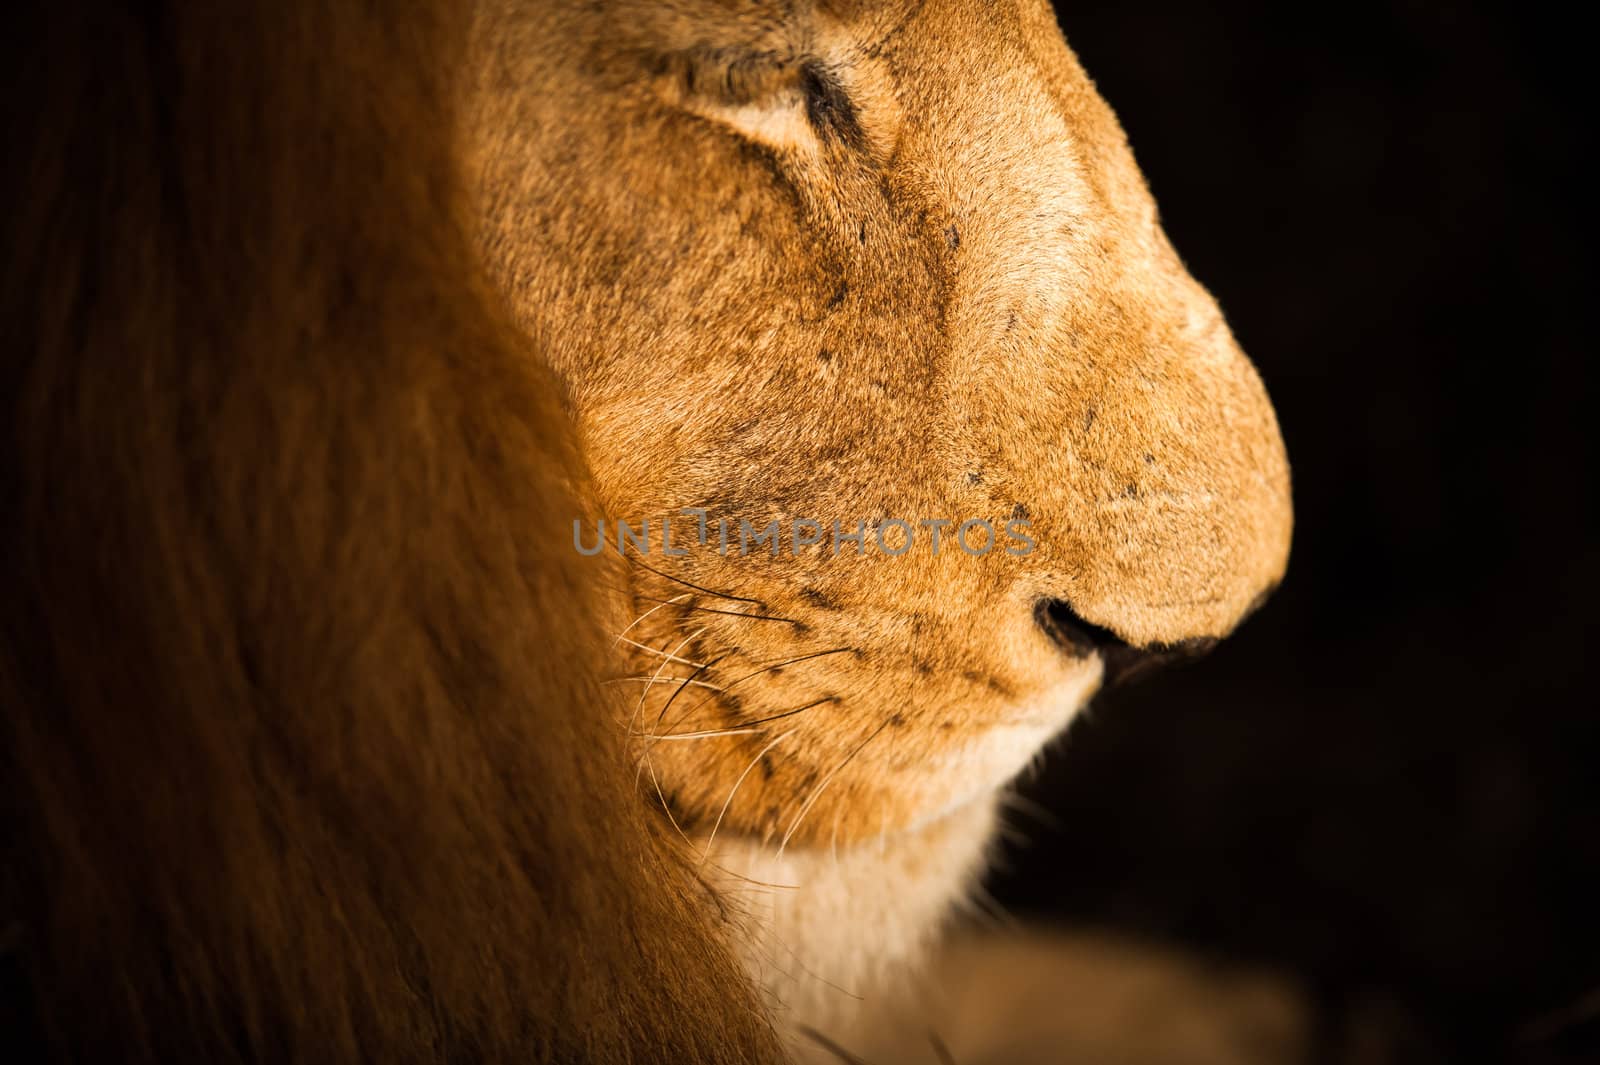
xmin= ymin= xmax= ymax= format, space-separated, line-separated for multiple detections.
xmin=1033 ymin=597 xmax=1218 ymax=688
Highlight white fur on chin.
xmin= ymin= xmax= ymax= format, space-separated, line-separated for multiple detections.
xmin=702 ymin=793 xmax=1001 ymax=1057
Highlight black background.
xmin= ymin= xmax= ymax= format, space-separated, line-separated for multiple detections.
xmin=992 ymin=4 xmax=1594 ymax=1062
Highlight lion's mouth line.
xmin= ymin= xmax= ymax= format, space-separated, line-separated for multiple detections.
xmin=686 ymin=782 xmax=998 ymax=855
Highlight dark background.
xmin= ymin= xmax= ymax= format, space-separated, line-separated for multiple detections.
xmin=990 ymin=4 xmax=1594 ymax=1062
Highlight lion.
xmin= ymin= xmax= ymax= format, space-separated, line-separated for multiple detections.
xmin=3 ymin=1 xmax=1290 ymax=1063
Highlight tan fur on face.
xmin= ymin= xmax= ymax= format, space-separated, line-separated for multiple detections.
xmin=469 ymin=0 xmax=1292 ymax=1046
xmin=472 ymin=0 xmax=1289 ymax=851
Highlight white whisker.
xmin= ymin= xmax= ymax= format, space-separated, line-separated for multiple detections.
xmin=642 ymin=751 xmax=692 ymax=848
xmin=625 ymin=627 xmax=707 ymax=743
xmin=616 ymin=633 xmax=707 ymax=669
xmin=701 ymin=728 xmax=796 ymax=865
xmin=829 ymin=802 xmax=843 ymax=872
xmin=606 ymin=675 xmax=726 ymax=692
xmin=778 ymin=720 xmax=890 ymax=859
xmin=637 ymin=727 xmax=763 ymax=741
xmin=611 ymin=592 xmax=690 ymax=647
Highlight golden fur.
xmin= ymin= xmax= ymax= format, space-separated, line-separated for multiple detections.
xmin=3 ymin=0 xmax=1290 ymax=1061
xmin=470 ymin=1 xmax=1290 ymax=1047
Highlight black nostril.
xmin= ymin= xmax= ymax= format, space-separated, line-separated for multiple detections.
xmin=1034 ymin=598 xmax=1124 ymax=658
xmin=1033 ymin=597 xmax=1217 ymax=688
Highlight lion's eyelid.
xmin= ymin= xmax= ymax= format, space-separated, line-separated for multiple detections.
xmin=798 ymin=60 xmax=865 ymax=149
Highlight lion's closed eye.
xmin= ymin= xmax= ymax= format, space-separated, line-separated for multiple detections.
xmin=660 ymin=48 xmax=860 ymax=156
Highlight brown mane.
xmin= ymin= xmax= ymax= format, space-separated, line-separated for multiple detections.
xmin=1 ymin=3 xmax=779 ymax=1061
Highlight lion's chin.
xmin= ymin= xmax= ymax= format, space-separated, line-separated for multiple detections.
xmin=671 ymin=669 xmax=1097 ymax=853
xmin=702 ymin=794 xmax=1003 ymax=1043
xmin=891 ymin=669 xmax=1102 ymax=833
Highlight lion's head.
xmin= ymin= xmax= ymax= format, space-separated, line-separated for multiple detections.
xmin=472 ymin=0 xmax=1291 ymax=849
xmin=3 ymin=2 xmax=1294 ymax=1060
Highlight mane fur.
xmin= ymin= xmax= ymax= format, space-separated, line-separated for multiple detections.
xmin=0 ymin=3 xmax=780 ymax=1061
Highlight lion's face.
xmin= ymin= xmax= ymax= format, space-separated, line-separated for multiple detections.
xmin=471 ymin=0 xmax=1291 ymax=847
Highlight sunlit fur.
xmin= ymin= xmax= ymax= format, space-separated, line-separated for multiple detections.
xmin=471 ymin=0 xmax=1291 ymax=1048
xmin=3 ymin=0 xmax=1291 ymax=1061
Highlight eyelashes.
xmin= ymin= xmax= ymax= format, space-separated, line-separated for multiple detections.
xmin=798 ymin=61 xmax=865 ymax=150
xmin=671 ymin=48 xmax=862 ymax=151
